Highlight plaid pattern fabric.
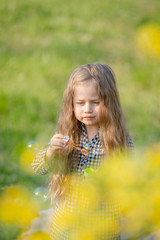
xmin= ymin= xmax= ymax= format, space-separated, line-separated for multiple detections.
xmin=32 ymin=146 xmax=49 ymax=175
xmin=32 ymin=123 xmax=134 ymax=239
xmin=73 ymin=124 xmax=104 ymax=176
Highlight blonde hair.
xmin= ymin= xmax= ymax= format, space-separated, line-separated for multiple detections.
xmin=49 ymin=63 xmax=129 ymax=203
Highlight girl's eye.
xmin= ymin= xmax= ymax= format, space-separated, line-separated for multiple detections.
xmin=77 ymin=102 xmax=84 ymax=105
xmin=93 ymin=102 xmax=99 ymax=104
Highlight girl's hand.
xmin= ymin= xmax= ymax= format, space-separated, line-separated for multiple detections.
xmin=46 ymin=134 xmax=67 ymax=160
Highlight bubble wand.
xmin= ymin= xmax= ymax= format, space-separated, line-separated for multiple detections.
xmin=63 ymin=137 xmax=88 ymax=156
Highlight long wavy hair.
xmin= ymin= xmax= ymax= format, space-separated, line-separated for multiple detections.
xmin=49 ymin=63 xmax=129 ymax=204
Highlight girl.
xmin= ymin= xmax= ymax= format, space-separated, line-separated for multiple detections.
xmin=32 ymin=63 xmax=134 ymax=239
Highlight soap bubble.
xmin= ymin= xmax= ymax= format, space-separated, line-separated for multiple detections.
xmin=84 ymin=142 xmax=92 ymax=151
xmin=20 ymin=141 xmax=40 ymax=174
xmin=63 ymin=136 xmax=70 ymax=143
xmin=34 ymin=187 xmax=49 ymax=204
xmin=20 ymin=150 xmax=37 ymax=174
xmin=63 ymin=136 xmax=70 ymax=148
xmin=84 ymin=143 xmax=98 ymax=155
xmin=27 ymin=140 xmax=39 ymax=152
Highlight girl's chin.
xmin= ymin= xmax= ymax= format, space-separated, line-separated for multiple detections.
xmin=82 ymin=120 xmax=98 ymax=126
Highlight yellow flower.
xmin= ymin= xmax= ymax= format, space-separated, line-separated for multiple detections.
xmin=0 ymin=185 xmax=40 ymax=227
xmin=145 ymin=143 xmax=160 ymax=165
xmin=18 ymin=231 xmax=51 ymax=240
xmin=20 ymin=149 xmax=36 ymax=174
xmin=135 ymin=24 xmax=160 ymax=58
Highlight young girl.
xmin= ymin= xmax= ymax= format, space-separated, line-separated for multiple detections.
xmin=32 ymin=63 xmax=134 ymax=240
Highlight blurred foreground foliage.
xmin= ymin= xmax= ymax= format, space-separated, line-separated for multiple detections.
xmin=0 ymin=144 xmax=160 ymax=239
xmin=0 ymin=0 xmax=160 ymax=186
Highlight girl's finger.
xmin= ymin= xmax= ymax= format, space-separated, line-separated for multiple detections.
xmin=52 ymin=137 xmax=68 ymax=145
xmin=50 ymin=140 xmax=66 ymax=149
xmin=54 ymin=134 xmax=65 ymax=139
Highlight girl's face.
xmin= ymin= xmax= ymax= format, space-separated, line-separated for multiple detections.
xmin=73 ymin=81 xmax=102 ymax=131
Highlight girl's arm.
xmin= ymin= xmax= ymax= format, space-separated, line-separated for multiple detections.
xmin=32 ymin=146 xmax=49 ymax=175
xmin=32 ymin=133 xmax=66 ymax=175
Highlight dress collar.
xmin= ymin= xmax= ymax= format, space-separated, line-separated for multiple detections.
xmin=79 ymin=122 xmax=87 ymax=138
xmin=80 ymin=122 xmax=100 ymax=142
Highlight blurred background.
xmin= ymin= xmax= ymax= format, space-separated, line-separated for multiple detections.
xmin=0 ymin=0 xmax=160 ymax=239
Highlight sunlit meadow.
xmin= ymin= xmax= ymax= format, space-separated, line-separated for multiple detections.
xmin=0 ymin=0 xmax=160 ymax=239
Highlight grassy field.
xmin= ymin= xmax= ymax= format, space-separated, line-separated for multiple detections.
xmin=0 ymin=0 xmax=160 ymax=239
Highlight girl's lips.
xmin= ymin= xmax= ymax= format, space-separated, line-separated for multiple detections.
xmin=84 ymin=116 xmax=94 ymax=118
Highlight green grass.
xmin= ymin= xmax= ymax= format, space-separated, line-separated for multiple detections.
xmin=0 ymin=0 xmax=160 ymax=180
xmin=0 ymin=0 xmax=160 ymax=182
xmin=0 ymin=0 xmax=160 ymax=238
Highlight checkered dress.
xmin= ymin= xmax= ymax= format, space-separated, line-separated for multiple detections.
xmin=32 ymin=123 xmax=134 ymax=240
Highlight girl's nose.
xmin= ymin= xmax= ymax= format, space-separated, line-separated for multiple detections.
xmin=84 ymin=103 xmax=92 ymax=112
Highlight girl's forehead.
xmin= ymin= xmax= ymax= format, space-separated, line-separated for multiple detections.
xmin=73 ymin=79 xmax=97 ymax=89
xmin=73 ymin=82 xmax=99 ymax=99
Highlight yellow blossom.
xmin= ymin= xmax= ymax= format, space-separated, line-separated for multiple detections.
xmin=18 ymin=231 xmax=51 ymax=240
xmin=0 ymin=185 xmax=40 ymax=227
xmin=20 ymin=149 xmax=36 ymax=174
xmin=135 ymin=23 xmax=160 ymax=58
